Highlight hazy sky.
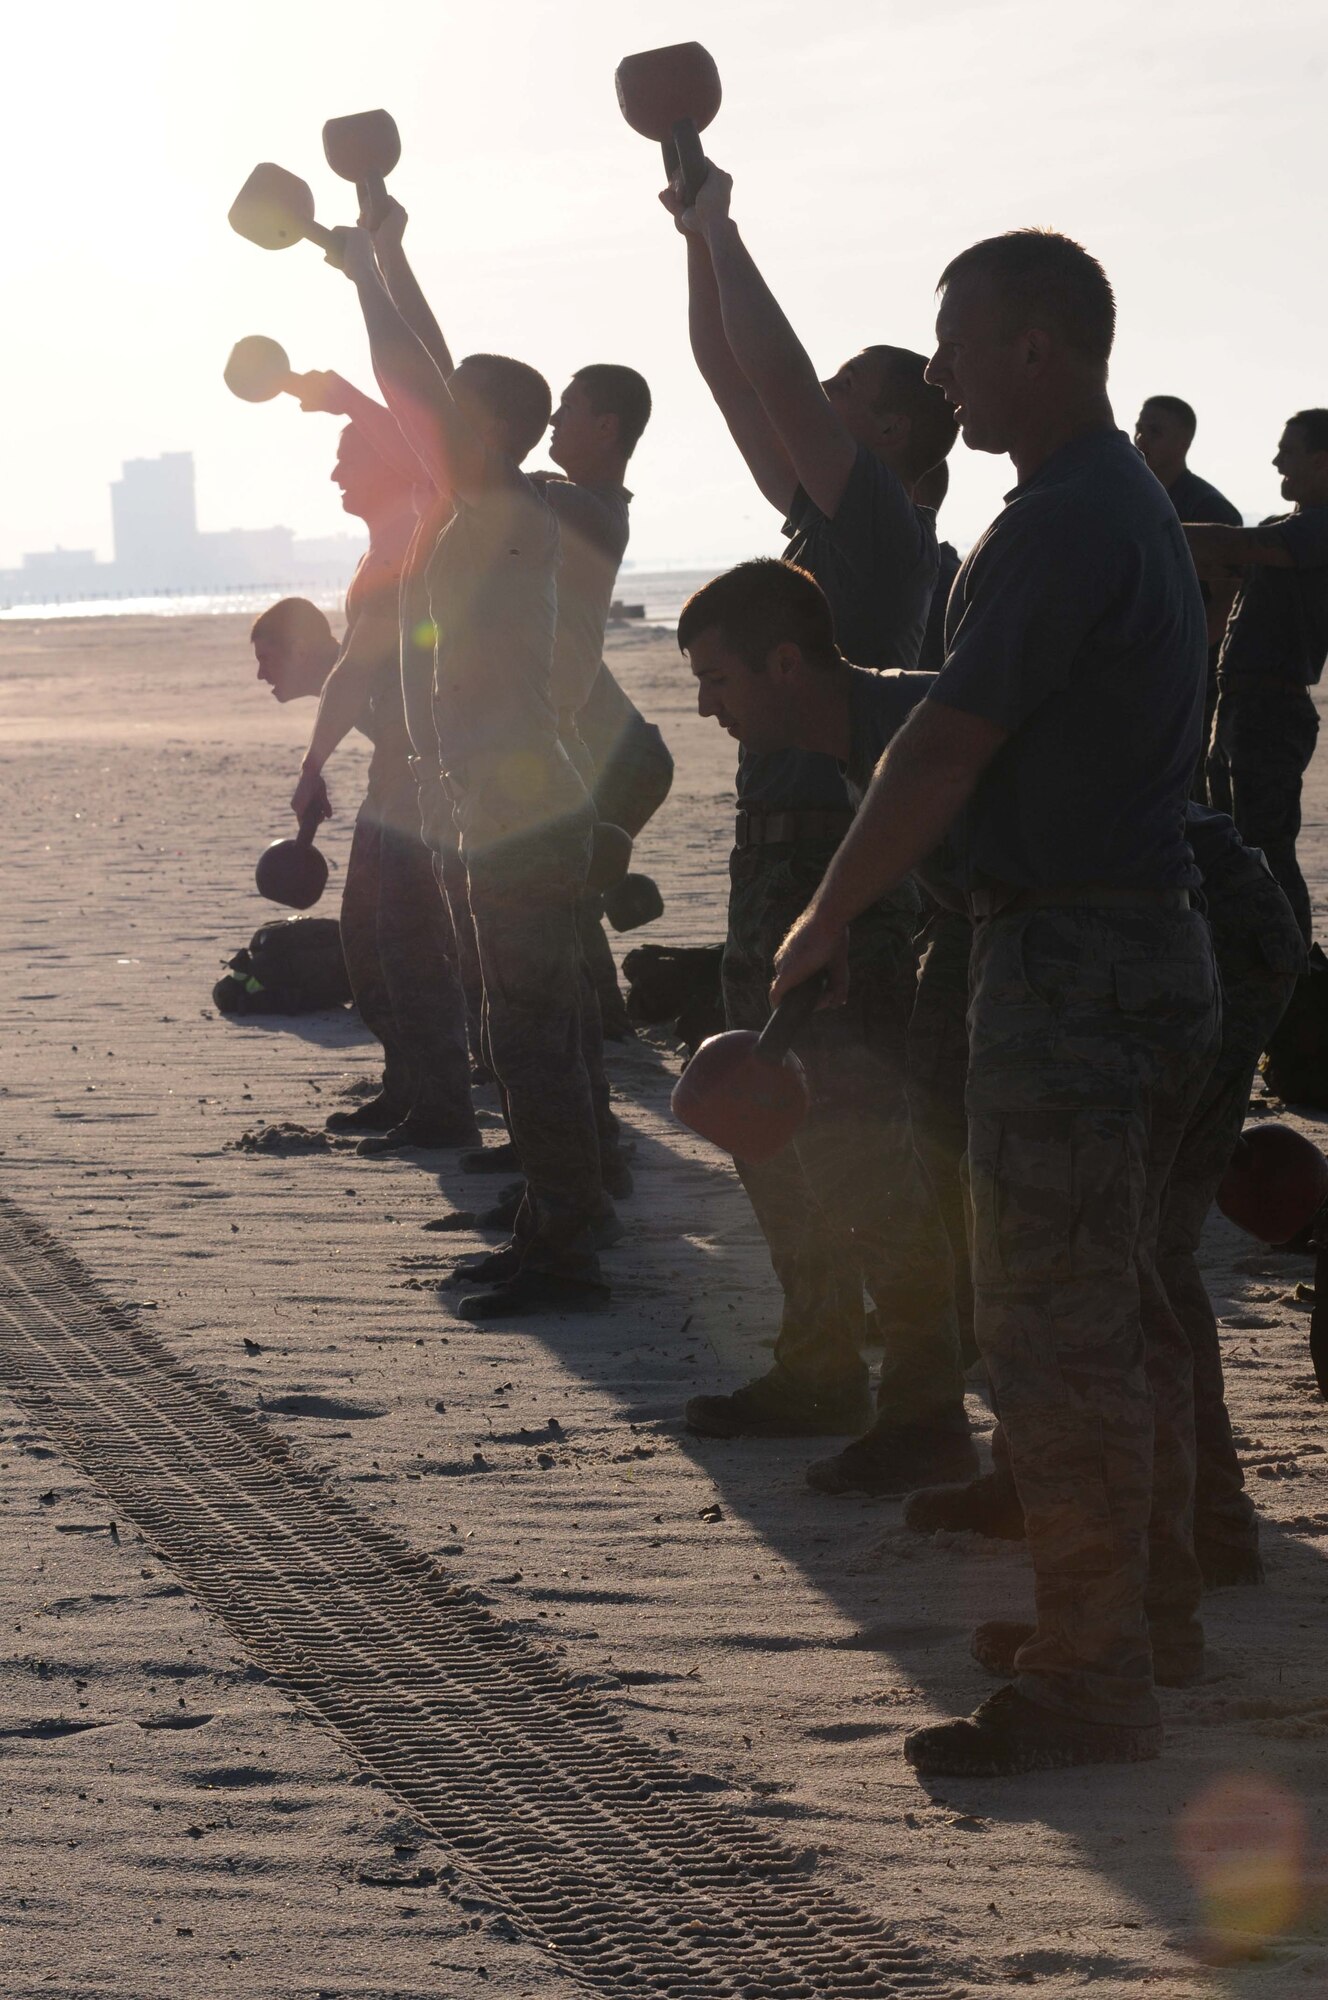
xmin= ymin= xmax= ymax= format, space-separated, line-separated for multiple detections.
xmin=7 ymin=0 xmax=1325 ymax=571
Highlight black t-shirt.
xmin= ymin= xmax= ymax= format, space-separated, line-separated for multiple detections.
xmin=1168 ymin=467 xmax=1242 ymax=529
xmin=1216 ymin=505 xmax=1328 ymax=686
xmin=841 ymin=665 xmax=934 ymax=805
xmin=919 ymin=541 xmax=961 ymax=672
xmin=928 ymin=428 xmax=1205 ymax=892
xmin=738 ymin=445 xmax=939 ymax=812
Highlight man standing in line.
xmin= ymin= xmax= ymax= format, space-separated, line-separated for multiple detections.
xmin=678 ymin=560 xmax=971 ymax=1470
xmin=1135 ymin=395 xmax=1243 ymax=788
xmin=1187 ymin=409 xmax=1328 ymax=944
xmin=333 ymin=220 xmax=611 ymax=1318
xmin=662 ymin=159 xmax=969 ymax=1479
xmin=287 ymin=422 xmax=478 ymax=1153
xmin=773 ymin=230 xmax=1219 ymax=1776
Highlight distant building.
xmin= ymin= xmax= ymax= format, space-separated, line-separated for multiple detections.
xmin=111 ymin=452 xmax=199 ymax=589
xmin=0 ymin=452 xmax=365 ymax=606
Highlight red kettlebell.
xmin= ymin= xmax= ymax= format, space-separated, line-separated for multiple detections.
xmin=1216 ymin=1122 xmax=1328 ymax=1245
xmin=671 ymin=978 xmax=822 ymax=1165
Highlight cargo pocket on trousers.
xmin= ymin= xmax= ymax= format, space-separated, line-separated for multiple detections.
xmin=968 ymin=1104 xmax=1143 ymax=1290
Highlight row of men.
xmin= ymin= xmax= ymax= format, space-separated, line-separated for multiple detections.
xmin=242 ymin=153 xmax=1328 ymax=1781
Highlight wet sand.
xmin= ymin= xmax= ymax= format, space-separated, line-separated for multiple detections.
xmin=2 ymin=612 xmax=1327 ymax=1997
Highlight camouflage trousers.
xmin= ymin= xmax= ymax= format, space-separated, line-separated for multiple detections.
xmin=456 ymin=806 xmax=607 ymax=1277
xmin=1162 ymin=854 xmax=1303 ymax=1564
xmin=340 ymin=762 xmax=473 ymax=1125
xmin=1207 ymin=676 xmax=1320 ymax=943
xmin=578 ymin=896 xmax=633 ymax=1039
xmin=966 ymin=903 xmax=1220 ymax=1730
xmin=724 ymin=842 xmax=963 ymax=1423
xmin=905 ymin=907 xmax=976 ymax=1363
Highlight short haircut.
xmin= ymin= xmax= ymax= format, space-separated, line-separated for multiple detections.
xmin=572 ymin=364 xmax=653 ymax=456
xmin=1142 ymin=395 xmax=1197 ymax=442
xmin=1288 ymin=409 xmax=1328 ymax=453
xmin=459 ymin=352 xmax=552 ymax=461
xmin=250 ymin=596 xmax=335 ymax=651
xmin=677 ymin=559 xmax=839 ymax=672
xmin=864 ymin=345 xmax=958 ymax=477
xmin=938 ymin=229 xmax=1116 ymax=365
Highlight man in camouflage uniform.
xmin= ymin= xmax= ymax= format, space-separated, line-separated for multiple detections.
xmin=775 ymin=232 xmax=1220 ymax=1775
xmin=337 ymin=213 xmax=613 ymax=1317
xmin=1189 ymin=408 xmax=1328 ymax=944
xmin=283 ymin=420 xmax=477 ymax=1151
xmin=664 ymin=152 xmax=965 ymax=1462
xmin=906 ymin=806 xmax=1304 ymax=1605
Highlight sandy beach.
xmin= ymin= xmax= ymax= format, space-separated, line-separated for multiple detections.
xmin=2 ymin=610 xmax=1327 ymax=1999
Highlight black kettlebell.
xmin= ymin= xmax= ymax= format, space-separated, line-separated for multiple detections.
xmin=255 ymin=803 xmax=328 ymax=909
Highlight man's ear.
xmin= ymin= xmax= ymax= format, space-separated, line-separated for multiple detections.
xmin=874 ymin=408 xmax=909 ymax=449
xmin=767 ymin=640 xmax=804 ymax=687
xmin=1022 ymin=328 xmax=1054 ymax=375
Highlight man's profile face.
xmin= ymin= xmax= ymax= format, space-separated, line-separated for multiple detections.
xmin=548 ymin=381 xmax=607 ymax=475
xmin=1134 ymin=405 xmax=1189 ymax=479
xmin=253 ymin=637 xmax=306 ymax=703
xmin=1273 ymin=424 xmax=1328 ymax=506
xmin=926 ymin=274 xmax=1025 ymax=457
xmin=686 ymin=627 xmax=793 ymax=752
xmin=332 ymin=432 xmax=384 ymax=521
xmin=822 ymin=351 xmax=891 ymax=449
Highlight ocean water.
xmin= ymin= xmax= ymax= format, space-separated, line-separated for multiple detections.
xmin=0 ymin=566 xmax=723 ymax=631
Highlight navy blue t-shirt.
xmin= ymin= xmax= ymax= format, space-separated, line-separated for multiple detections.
xmin=919 ymin=541 xmax=961 ymax=672
xmin=1216 ymin=505 xmax=1328 ymax=686
xmin=1168 ymin=467 xmax=1242 ymax=529
xmin=841 ymin=665 xmax=934 ymax=805
xmin=738 ymin=445 xmax=939 ymax=811
xmin=928 ymin=428 xmax=1205 ymax=892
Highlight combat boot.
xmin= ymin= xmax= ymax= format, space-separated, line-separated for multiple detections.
xmin=805 ymin=1406 xmax=978 ymax=1496
xmin=905 ymin=1685 xmax=1161 ymax=1778
xmin=901 ymin=1467 xmax=1026 ymax=1538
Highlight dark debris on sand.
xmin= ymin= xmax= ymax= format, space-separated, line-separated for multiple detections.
xmin=230 ymin=1123 xmax=341 ymax=1156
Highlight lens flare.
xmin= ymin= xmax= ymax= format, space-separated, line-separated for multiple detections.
xmin=1178 ymin=1770 xmax=1306 ymax=1961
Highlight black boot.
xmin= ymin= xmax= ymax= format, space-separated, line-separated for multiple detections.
xmin=326 ymin=1093 xmax=404 ymax=1134
xmin=904 ymin=1685 xmax=1161 ymax=1778
xmin=357 ymin=1108 xmax=481 ymax=1155
xmin=806 ymin=1407 xmax=979 ymax=1496
xmin=901 ymin=1468 xmax=1027 ymax=1538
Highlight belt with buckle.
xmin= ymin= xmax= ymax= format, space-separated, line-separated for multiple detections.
xmin=968 ymin=884 xmax=1193 ymax=920
xmin=733 ymin=807 xmax=855 ymax=850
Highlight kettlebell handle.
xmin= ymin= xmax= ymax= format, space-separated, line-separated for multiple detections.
xmin=297 ymin=803 xmax=324 ymax=848
xmin=754 ymin=974 xmax=826 ymax=1064
xmin=662 ymin=117 xmax=708 ymax=205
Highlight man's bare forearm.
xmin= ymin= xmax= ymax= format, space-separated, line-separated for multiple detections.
xmin=683 ymin=233 xmax=794 ymax=512
xmin=812 ymin=728 xmax=980 ymax=933
xmin=352 ymin=266 xmax=485 ymax=498
xmin=335 ymin=378 xmax=430 ymax=485
xmin=375 ymin=241 xmax=454 ymax=380
xmin=301 ymin=653 xmax=375 ymax=775
xmin=704 ymin=217 xmax=822 ymax=413
xmin=1185 ymin=522 xmax=1293 ymax=573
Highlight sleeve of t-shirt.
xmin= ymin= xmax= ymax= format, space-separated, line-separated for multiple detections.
xmin=782 ymin=447 xmax=922 ymax=564
xmin=925 ymin=502 xmax=1116 ymax=731
xmin=1268 ymin=508 xmax=1328 ymax=570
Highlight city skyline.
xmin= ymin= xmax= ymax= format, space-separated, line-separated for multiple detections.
xmin=0 ymin=450 xmax=365 ymax=607
xmin=5 ymin=0 xmax=1323 ymax=574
